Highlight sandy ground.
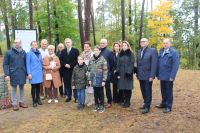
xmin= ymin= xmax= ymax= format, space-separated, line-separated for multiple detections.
xmin=0 ymin=57 xmax=200 ymax=133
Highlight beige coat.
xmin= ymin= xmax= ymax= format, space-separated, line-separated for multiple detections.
xmin=42 ymin=55 xmax=61 ymax=88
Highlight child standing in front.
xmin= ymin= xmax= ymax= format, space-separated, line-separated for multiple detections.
xmin=72 ymin=56 xmax=88 ymax=110
xmin=88 ymin=45 xmax=108 ymax=113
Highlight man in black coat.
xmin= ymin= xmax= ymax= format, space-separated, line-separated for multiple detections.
xmin=137 ymin=38 xmax=158 ymax=114
xmin=3 ymin=39 xmax=28 ymax=111
xmin=100 ymin=39 xmax=114 ymax=108
xmin=60 ymin=38 xmax=79 ymax=102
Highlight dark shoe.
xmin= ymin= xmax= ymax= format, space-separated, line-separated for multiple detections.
xmin=33 ymin=103 xmax=37 ymax=108
xmin=155 ymin=104 xmax=165 ymax=109
xmin=118 ymin=102 xmax=124 ymax=106
xmin=13 ymin=105 xmax=19 ymax=111
xmin=163 ymin=108 xmax=171 ymax=113
xmin=19 ymin=102 xmax=28 ymax=108
xmin=65 ymin=98 xmax=72 ymax=102
xmin=106 ymin=104 xmax=112 ymax=108
xmin=122 ymin=103 xmax=130 ymax=108
xmin=37 ymin=100 xmax=43 ymax=105
xmin=141 ymin=108 xmax=150 ymax=114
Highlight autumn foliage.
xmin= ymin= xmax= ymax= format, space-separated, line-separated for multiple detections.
xmin=148 ymin=0 xmax=173 ymax=49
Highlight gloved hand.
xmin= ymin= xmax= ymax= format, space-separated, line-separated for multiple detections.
xmin=115 ymin=71 xmax=119 ymax=76
xmin=125 ymin=72 xmax=132 ymax=80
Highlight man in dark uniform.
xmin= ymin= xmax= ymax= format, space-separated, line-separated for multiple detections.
xmin=157 ymin=38 xmax=180 ymax=113
xmin=137 ymin=38 xmax=158 ymax=114
xmin=60 ymin=38 xmax=79 ymax=102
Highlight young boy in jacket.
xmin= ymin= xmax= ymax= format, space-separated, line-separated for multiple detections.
xmin=72 ymin=56 xmax=88 ymax=110
xmin=88 ymin=45 xmax=108 ymax=113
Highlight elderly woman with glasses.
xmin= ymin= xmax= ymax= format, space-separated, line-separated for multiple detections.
xmin=43 ymin=45 xmax=61 ymax=104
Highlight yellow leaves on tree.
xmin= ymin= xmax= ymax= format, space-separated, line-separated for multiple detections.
xmin=148 ymin=0 xmax=173 ymax=49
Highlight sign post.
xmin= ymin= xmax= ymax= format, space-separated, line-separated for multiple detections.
xmin=14 ymin=29 xmax=37 ymax=52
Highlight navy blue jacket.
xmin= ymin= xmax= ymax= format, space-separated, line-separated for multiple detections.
xmin=137 ymin=46 xmax=158 ymax=80
xmin=100 ymin=47 xmax=114 ymax=80
xmin=157 ymin=47 xmax=180 ymax=80
xmin=3 ymin=48 xmax=27 ymax=86
xmin=56 ymin=51 xmax=64 ymax=76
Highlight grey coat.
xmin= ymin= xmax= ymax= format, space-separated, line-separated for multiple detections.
xmin=116 ymin=49 xmax=135 ymax=90
xmin=3 ymin=48 xmax=27 ymax=86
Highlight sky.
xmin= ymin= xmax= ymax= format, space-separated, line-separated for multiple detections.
xmin=93 ymin=0 xmax=161 ymax=12
xmin=0 ymin=0 xmax=175 ymax=31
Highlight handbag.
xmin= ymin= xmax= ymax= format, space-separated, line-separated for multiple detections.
xmin=46 ymin=73 xmax=53 ymax=80
xmin=86 ymin=86 xmax=94 ymax=93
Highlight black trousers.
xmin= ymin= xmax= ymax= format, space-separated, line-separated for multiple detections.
xmin=112 ymin=82 xmax=120 ymax=103
xmin=139 ymin=80 xmax=152 ymax=109
xmin=59 ymin=74 xmax=64 ymax=96
xmin=93 ymin=87 xmax=104 ymax=107
xmin=160 ymin=81 xmax=173 ymax=109
xmin=120 ymin=90 xmax=132 ymax=105
xmin=105 ymin=80 xmax=112 ymax=104
xmin=31 ymin=83 xmax=41 ymax=103
xmin=64 ymin=81 xmax=77 ymax=99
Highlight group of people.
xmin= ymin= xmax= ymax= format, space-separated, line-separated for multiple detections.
xmin=3 ymin=37 xmax=179 ymax=114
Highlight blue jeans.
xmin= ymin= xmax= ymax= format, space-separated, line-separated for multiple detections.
xmin=77 ymin=89 xmax=85 ymax=105
xmin=11 ymin=85 xmax=24 ymax=106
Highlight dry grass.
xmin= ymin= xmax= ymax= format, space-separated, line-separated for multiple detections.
xmin=0 ymin=57 xmax=200 ymax=133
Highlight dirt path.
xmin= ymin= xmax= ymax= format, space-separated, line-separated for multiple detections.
xmin=0 ymin=57 xmax=200 ymax=133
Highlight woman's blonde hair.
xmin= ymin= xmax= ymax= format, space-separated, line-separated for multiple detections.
xmin=47 ymin=45 xmax=55 ymax=50
xmin=122 ymin=41 xmax=133 ymax=52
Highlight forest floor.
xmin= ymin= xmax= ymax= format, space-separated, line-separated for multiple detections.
xmin=0 ymin=57 xmax=200 ymax=133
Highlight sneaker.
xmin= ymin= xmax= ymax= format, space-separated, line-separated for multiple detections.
xmin=93 ymin=105 xmax=99 ymax=112
xmin=98 ymin=106 xmax=105 ymax=113
xmin=54 ymin=99 xmax=58 ymax=103
xmin=48 ymin=99 xmax=53 ymax=104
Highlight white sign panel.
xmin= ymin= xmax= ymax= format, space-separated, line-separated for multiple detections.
xmin=14 ymin=29 xmax=37 ymax=52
